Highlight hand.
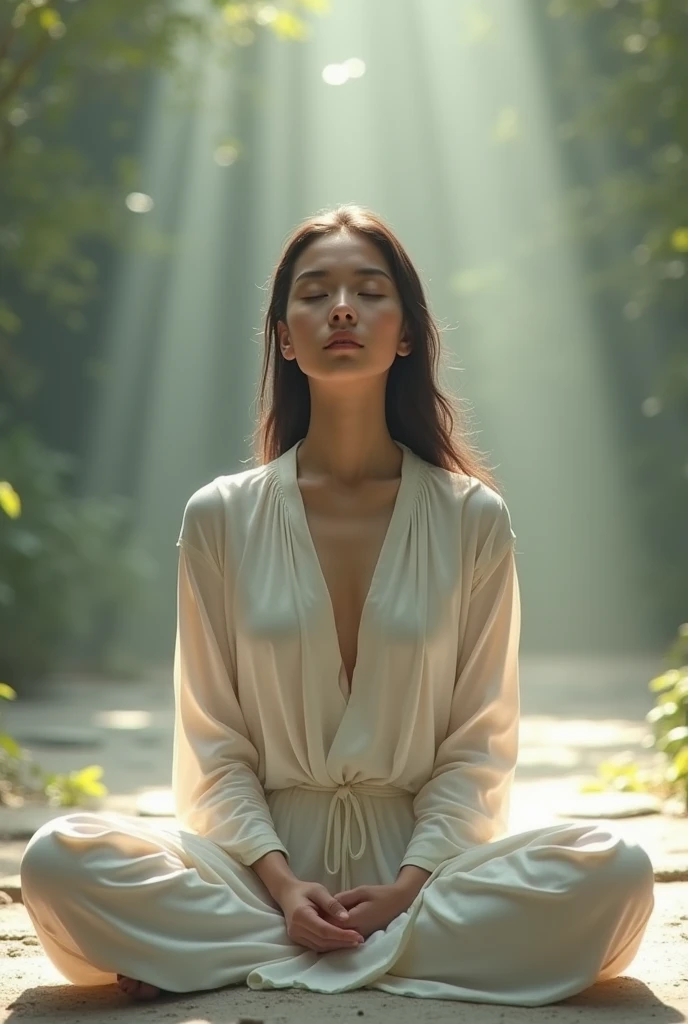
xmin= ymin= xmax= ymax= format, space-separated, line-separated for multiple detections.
xmin=331 ymin=883 xmax=415 ymax=939
xmin=275 ymin=879 xmax=366 ymax=953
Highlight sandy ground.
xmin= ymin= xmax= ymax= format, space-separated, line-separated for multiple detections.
xmin=1 ymin=882 xmax=686 ymax=1024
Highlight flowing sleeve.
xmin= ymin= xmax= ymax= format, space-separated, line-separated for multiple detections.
xmin=400 ymin=490 xmax=521 ymax=873
xmin=172 ymin=485 xmax=289 ymax=866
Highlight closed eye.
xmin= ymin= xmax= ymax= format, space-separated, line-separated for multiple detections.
xmin=301 ymin=294 xmax=385 ymax=301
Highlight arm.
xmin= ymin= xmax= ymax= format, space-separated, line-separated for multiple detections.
xmin=399 ymin=498 xmax=521 ymax=876
xmin=172 ymin=490 xmax=290 ymax=868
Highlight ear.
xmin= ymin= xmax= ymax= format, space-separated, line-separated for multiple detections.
xmin=397 ymin=336 xmax=412 ymax=357
xmin=277 ymin=321 xmax=295 ymax=360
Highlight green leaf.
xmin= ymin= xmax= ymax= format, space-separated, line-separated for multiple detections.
xmin=647 ymin=701 xmax=678 ymax=723
xmin=579 ymin=779 xmax=606 ymax=793
xmin=0 ymin=733 xmax=22 ymax=758
xmin=69 ymin=765 xmax=108 ymax=798
xmin=649 ymin=670 xmax=680 ymax=693
xmin=658 ymin=689 xmax=681 ymax=705
xmin=658 ymin=726 xmax=688 ymax=751
xmin=0 ymin=482 xmax=21 ymax=519
xmin=271 ymin=11 xmax=308 ymax=40
xmin=666 ymin=726 xmax=688 ymax=743
xmin=73 ymin=764 xmax=104 ymax=784
xmin=671 ymin=227 xmax=688 ymax=252
xmin=667 ymin=748 xmax=688 ymax=782
xmin=597 ymin=758 xmax=640 ymax=783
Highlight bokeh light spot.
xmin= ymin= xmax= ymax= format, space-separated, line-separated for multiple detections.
xmin=641 ymin=397 xmax=662 ymax=417
xmin=623 ymin=34 xmax=648 ymax=54
xmin=343 ymin=57 xmax=365 ymax=78
xmin=214 ymin=143 xmax=239 ymax=167
xmin=322 ymin=63 xmax=350 ymax=86
xmin=256 ymin=4 xmax=278 ymax=26
xmin=125 ymin=192 xmax=154 ymax=214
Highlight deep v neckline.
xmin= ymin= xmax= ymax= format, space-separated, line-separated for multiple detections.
xmin=277 ymin=438 xmax=419 ymax=701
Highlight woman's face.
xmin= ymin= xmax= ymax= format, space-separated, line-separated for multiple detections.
xmin=277 ymin=230 xmax=410 ymax=383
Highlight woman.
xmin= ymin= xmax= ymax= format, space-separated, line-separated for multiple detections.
xmin=21 ymin=205 xmax=654 ymax=1006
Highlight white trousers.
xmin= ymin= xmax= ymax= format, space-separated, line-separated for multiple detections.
xmin=20 ymin=812 xmax=655 ymax=1007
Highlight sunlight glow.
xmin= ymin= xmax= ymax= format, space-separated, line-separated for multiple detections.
xmin=125 ymin=191 xmax=154 ymax=213
xmin=214 ymin=143 xmax=239 ymax=166
xmin=322 ymin=57 xmax=365 ymax=85
xmin=93 ymin=710 xmax=152 ymax=730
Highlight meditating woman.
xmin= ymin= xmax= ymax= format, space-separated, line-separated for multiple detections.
xmin=21 ymin=204 xmax=655 ymax=1006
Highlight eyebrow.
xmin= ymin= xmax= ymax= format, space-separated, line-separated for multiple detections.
xmin=293 ymin=267 xmax=392 ymax=285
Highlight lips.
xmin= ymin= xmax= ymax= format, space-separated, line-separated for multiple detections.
xmin=325 ymin=333 xmax=362 ymax=348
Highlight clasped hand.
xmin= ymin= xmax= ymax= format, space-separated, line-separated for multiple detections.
xmin=277 ymin=879 xmax=414 ymax=954
xmin=333 ymin=882 xmax=413 ymax=939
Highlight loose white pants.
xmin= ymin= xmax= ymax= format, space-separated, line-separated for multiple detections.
xmin=20 ymin=811 xmax=655 ymax=1006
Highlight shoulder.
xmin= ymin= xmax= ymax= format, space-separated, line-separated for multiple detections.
xmin=420 ymin=460 xmax=512 ymax=533
xmin=419 ymin=460 xmax=516 ymax=573
xmin=178 ymin=460 xmax=276 ymax=566
xmin=464 ymin=478 xmax=513 ymax=545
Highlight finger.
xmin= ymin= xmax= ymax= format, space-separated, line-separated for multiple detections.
xmin=304 ymin=938 xmax=361 ymax=953
xmin=310 ymin=923 xmax=363 ymax=945
xmin=311 ymin=891 xmax=351 ymax=922
xmin=300 ymin=907 xmax=361 ymax=943
xmin=300 ymin=927 xmax=362 ymax=951
xmin=320 ymin=908 xmax=364 ymax=934
xmin=312 ymin=922 xmax=363 ymax=944
xmin=334 ymin=888 xmax=368 ymax=908
xmin=340 ymin=905 xmax=366 ymax=930
xmin=340 ymin=903 xmax=375 ymax=937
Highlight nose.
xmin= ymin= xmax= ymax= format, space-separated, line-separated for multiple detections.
xmin=328 ymin=290 xmax=358 ymax=326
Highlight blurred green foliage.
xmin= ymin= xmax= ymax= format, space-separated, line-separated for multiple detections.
xmin=581 ymin=622 xmax=688 ymax=814
xmin=646 ymin=641 xmax=688 ymax=812
xmin=453 ymin=1 xmax=687 ymax=631
xmin=544 ymin=0 xmax=688 ymax=630
xmin=0 ymin=469 xmax=109 ymax=812
xmin=0 ymin=414 xmax=155 ymax=684
xmin=0 ymin=681 xmax=109 ymax=808
xmin=0 ymin=0 xmax=326 ymax=686
xmin=549 ymin=0 xmax=687 ymax=323
xmin=0 ymin=0 xmax=327 ymax=399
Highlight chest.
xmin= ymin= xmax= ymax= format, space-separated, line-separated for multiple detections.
xmin=299 ymin=479 xmax=401 ymax=685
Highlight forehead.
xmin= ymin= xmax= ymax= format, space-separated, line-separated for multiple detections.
xmin=292 ymin=230 xmax=390 ymax=277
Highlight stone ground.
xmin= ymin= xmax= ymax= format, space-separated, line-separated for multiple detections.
xmin=1 ymin=654 xmax=687 ymax=1023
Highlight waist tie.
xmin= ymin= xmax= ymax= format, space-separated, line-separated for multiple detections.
xmin=295 ymin=782 xmax=407 ymax=891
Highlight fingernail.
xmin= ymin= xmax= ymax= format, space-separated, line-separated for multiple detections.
xmin=337 ymin=910 xmax=348 ymax=918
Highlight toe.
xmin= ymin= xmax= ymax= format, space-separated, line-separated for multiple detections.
xmin=117 ymin=975 xmax=161 ymax=1000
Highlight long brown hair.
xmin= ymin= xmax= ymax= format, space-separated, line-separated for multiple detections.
xmin=252 ymin=204 xmax=500 ymax=493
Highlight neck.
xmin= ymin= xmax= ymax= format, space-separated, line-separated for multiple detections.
xmin=297 ymin=388 xmax=401 ymax=487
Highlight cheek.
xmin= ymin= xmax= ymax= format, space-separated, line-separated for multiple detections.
xmin=372 ymin=305 xmax=404 ymax=336
xmin=286 ymin=306 xmax=320 ymax=343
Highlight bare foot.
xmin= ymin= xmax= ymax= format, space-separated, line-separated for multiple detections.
xmin=116 ymin=974 xmax=162 ymax=1000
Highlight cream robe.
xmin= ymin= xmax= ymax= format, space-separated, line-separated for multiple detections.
xmin=20 ymin=439 xmax=655 ymax=1005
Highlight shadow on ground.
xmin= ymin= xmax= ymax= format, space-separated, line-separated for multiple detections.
xmin=4 ymin=976 xmax=684 ymax=1024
